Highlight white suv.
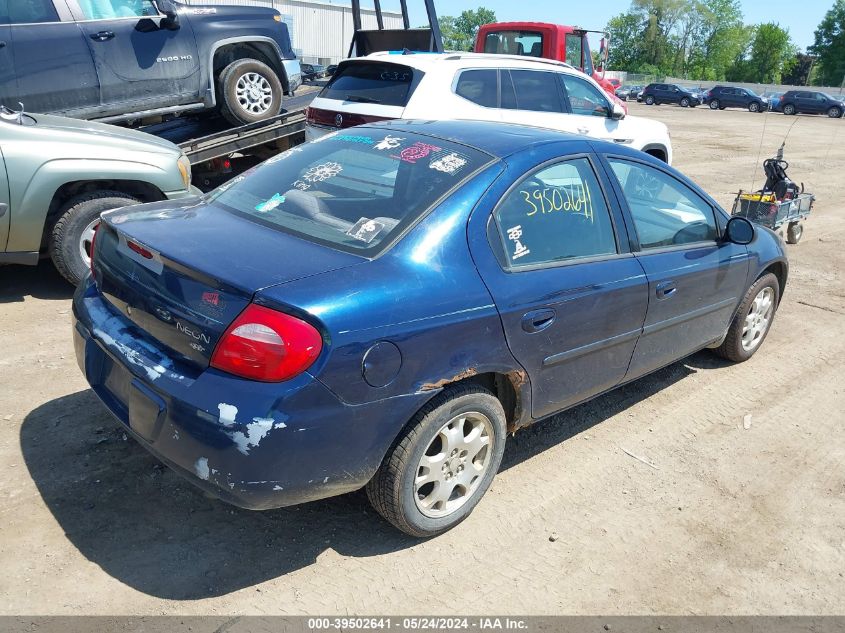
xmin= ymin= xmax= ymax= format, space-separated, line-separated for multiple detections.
xmin=306 ymin=53 xmax=673 ymax=164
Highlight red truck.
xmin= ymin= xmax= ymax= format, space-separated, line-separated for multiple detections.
xmin=474 ymin=22 xmax=623 ymax=107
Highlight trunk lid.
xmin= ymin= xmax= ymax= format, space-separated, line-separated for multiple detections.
xmin=93 ymin=198 xmax=363 ymax=367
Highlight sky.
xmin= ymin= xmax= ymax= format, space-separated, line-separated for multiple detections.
xmin=371 ymin=0 xmax=829 ymax=51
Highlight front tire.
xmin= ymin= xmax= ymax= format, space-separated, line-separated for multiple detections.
xmin=680 ymin=97 xmax=690 ymax=107
xmin=49 ymin=191 xmax=140 ymax=286
xmin=749 ymin=102 xmax=760 ymax=112
xmin=713 ymin=273 xmax=780 ymax=362
xmin=218 ymin=58 xmax=283 ymax=126
xmin=783 ymin=104 xmax=796 ymax=115
xmin=366 ymin=384 xmax=507 ymax=537
xmin=645 ymin=95 xmax=655 ymax=105
xmin=709 ymin=99 xmax=720 ymax=110
xmin=828 ymin=106 xmax=842 ymax=118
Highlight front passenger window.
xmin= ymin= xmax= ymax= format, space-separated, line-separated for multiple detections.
xmin=560 ymin=75 xmax=610 ymax=117
xmin=78 ymin=0 xmax=158 ymax=19
xmin=608 ymin=159 xmax=717 ymax=249
xmin=493 ymin=158 xmax=617 ymax=268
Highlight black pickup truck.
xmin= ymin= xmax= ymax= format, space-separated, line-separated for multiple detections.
xmin=0 ymin=0 xmax=302 ymax=125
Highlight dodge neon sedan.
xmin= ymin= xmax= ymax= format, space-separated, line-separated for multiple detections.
xmin=73 ymin=121 xmax=788 ymax=537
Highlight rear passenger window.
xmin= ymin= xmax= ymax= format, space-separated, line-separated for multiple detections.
xmin=320 ymin=63 xmax=414 ymax=107
xmin=1 ymin=0 xmax=59 ymax=23
xmin=507 ymin=70 xmax=564 ymax=113
xmin=493 ymin=158 xmax=617 ymax=268
xmin=454 ymin=69 xmax=498 ymax=108
xmin=608 ymin=159 xmax=717 ymax=249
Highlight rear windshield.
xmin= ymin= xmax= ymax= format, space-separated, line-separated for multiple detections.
xmin=319 ymin=62 xmax=415 ymax=107
xmin=483 ymin=30 xmax=544 ymax=57
xmin=206 ymin=129 xmax=492 ymax=255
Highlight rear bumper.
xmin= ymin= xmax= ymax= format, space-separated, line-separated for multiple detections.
xmin=72 ymin=278 xmax=416 ymax=510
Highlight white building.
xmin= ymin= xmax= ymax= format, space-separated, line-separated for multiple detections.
xmin=183 ymin=0 xmax=405 ymax=64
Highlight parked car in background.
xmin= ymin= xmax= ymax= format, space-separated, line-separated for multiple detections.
xmin=301 ymin=63 xmax=328 ymax=82
xmin=0 ymin=106 xmax=198 ymax=285
xmin=74 ymin=119 xmax=787 ymax=537
xmin=705 ymin=86 xmax=769 ymax=112
xmin=326 ymin=64 xmax=339 ymax=77
xmin=0 ymin=0 xmax=301 ymax=126
xmin=641 ymin=83 xmax=701 ymax=107
xmin=307 ymin=53 xmax=673 ymax=163
xmin=762 ymin=92 xmax=784 ymax=110
xmin=775 ymin=91 xmax=845 ymax=117
xmin=616 ymin=85 xmax=643 ymax=101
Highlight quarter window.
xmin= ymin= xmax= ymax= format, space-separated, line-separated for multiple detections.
xmin=494 ymin=158 xmax=617 ymax=268
xmin=77 ymin=0 xmax=159 ymax=19
xmin=506 ymin=70 xmax=564 ymax=113
xmin=0 ymin=0 xmax=59 ymax=23
xmin=607 ymin=159 xmax=717 ymax=249
xmin=560 ymin=75 xmax=610 ymax=117
xmin=454 ymin=69 xmax=498 ymax=108
xmin=564 ymin=34 xmax=582 ymax=68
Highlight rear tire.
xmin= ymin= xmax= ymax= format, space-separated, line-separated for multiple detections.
xmin=786 ymin=222 xmax=803 ymax=244
xmin=713 ymin=273 xmax=780 ymax=363
xmin=366 ymin=384 xmax=507 ymax=537
xmin=783 ymin=104 xmax=796 ymax=115
xmin=218 ymin=58 xmax=283 ymax=126
xmin=49 ymin=191 xmax=140 ymax=286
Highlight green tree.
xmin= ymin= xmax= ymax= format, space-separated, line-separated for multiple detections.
xmin=606 ymin=12 xmax=646 ymax=70
xmin=437 ymin=7 xmax=496 ymax=52
xmin=746 ymin=23 xmax=797 ymax=83
xmin=810 ymin=0 xmax=845 ymax=86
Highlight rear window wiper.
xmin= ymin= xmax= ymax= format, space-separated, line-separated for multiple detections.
xmin=345 ymin=95 xmax=382 ymax=104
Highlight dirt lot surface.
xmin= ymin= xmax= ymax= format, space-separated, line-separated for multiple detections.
xmin=1 ymin=103 xmax=843 ymax=615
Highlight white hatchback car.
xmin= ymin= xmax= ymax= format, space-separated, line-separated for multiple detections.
xmin=306 ymin=53 xmax=672 ymax=164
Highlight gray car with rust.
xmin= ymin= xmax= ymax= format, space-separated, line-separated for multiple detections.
xmin=0 ymin=107 xmax=197 ymax=284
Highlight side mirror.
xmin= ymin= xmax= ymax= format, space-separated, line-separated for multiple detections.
xmin=610 ymin=102 xmax=625 ymax=120
xmin=154 ymin=0 xmax=180 ymax=30
xmin=725 ymin=217 xmax=755 ymax=245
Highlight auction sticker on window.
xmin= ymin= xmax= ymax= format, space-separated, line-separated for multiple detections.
xmin=346 ymin=218 xmax=386 ymax=244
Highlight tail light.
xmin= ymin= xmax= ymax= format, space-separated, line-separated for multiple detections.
xmin=306 ymin=106 xmax=314 ymax=124
xmin=210 ymin=303 xmax=322 ymax=382
xmin=89 ymin=223 xmax=100 ymax=281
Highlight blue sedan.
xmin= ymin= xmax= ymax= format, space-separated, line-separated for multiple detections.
xmin=73 ymin=121 xmax=788 ymax=537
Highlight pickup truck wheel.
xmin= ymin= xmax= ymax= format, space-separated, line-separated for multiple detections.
xmin=49 ymin=191 xmax=140 ymax=286
xmin=713 ymin=273 xmax=779 ymax=363
xmin=219 ymin=58 xmax=283 ymax=125
xmin=366 ymin=384 xmax=506 ymax=537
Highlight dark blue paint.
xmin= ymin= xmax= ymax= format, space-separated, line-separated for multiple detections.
xmin=72 ymin=120 xmax=788 ymax=510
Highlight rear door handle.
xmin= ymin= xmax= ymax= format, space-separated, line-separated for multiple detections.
xmin=521 ymin=308 xmax=556 ymax=333
xmin=656 ymin=280 xmax=677 ymax=299
xmin=90 ymin=31 xmax=115 ymax=42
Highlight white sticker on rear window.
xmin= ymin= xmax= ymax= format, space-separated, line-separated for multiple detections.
xmin=346 ymin=218 xmax=386 ymax=244
xmin=374 ymin=135 xmax=404 ymax=151
xmin=303 ymin=161 xmax=343 ymax=182
xmin=430 ymin=152 xmax=468 ymax=175
xmin=506 ymin=225 xmax=531 ymax=261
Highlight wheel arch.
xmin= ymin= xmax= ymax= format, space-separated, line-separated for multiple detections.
xmin=641 ymin=144 xmax=669 ymax=163
xmin=41 ymin=180 xmax=166 ymax=249
xmin=210 ymin=38 xmax=289 ymax=102
xmin=760 ymin=260 xmax=788 ymax=305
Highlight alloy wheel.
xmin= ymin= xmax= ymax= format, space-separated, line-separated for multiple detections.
xmin=78 ymin=218 xmax=99 ymax=269
xmin=742 ymin=286 xmax=775 ymax=352
xmin=414 ymin=411 xmax=494 ymax=518
xmin=235 ymin=72 xmax=274 ymax=115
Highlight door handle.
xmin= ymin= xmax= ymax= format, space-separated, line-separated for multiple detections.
xmin=0 ymin=41 xmax=6 ymax=49
xmin=576 ymin=126 xmax=589 ymax=135
xmin=521 ymin=308 xmax=556 ymax=333
xmin=90 ymin=31 xmax=115 ymax=42
xmin=655 ymin=280 xmax=677 ymax=299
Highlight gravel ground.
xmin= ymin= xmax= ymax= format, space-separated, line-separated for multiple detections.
xmin=0 ymin=102 xmax=843 ymax=615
